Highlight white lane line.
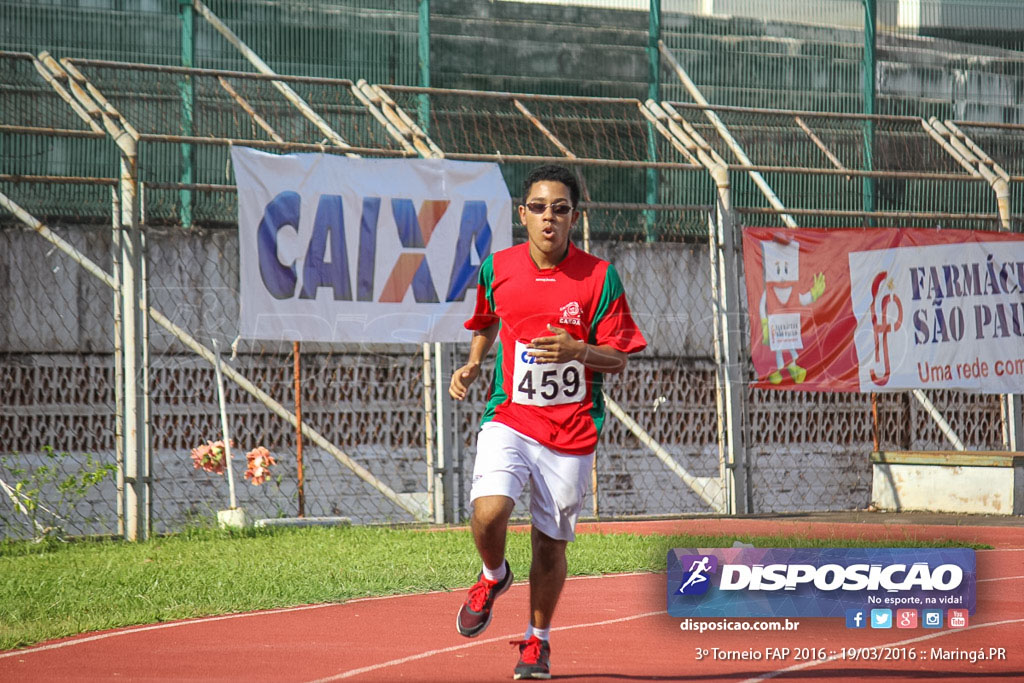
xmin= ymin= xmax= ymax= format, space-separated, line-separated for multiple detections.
xmin=742 ymin=617 xmax=1024 ymax=682
xmin=0 ymin=603 xmax=333 ymax=660
xmin=309 ymin=610 xmax=665 ymax=682
xmin=0 ymin=571 xmax=656 ymax=660
xmin=3 ymin=561 xmax=1018 ymax=667
xmin=342 ymin=571 xmax=653 ymax=604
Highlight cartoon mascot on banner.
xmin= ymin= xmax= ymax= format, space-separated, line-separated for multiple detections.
xmin=757 ymin=237 xmax=826 ymax=385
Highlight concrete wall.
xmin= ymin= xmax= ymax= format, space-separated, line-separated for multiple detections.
xmin=434 ymin=1 xmax=1024 ymax=122
xmin=433 ymin=0 xmax=650 ymax=98
xmin=0 ymin=225 xmax=714 ymax=358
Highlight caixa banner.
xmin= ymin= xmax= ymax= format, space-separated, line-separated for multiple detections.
xmin=742 ymin=227 xmax=1024 ymax=392
xmin=232 ymin=148 xmax=512 ymax=343
xmin=667 ymin=548 xmax=975 ymax=618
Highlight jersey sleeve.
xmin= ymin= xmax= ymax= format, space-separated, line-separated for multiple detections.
xmin=463 ymin=254 xmax=499 ymax=331
xmin=590 ymin=263 xmax=647 ymax=354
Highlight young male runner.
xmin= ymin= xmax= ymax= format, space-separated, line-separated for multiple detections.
xmin=449 ymin=164 xmax=647 ymax=679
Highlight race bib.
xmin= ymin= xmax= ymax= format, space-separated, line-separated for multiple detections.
xmin=511 ymin=341 xmax=585 ymax=407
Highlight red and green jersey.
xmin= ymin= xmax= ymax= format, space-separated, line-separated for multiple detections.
xmin=465 ymin=242 xmax=647 ymax=454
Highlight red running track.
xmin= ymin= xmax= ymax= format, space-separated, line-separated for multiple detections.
xmin=1 ymin=519 xmax=1021 ymax=682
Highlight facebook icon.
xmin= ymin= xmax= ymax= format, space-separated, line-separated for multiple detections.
xmin=845 ymin=609 xmax=867 ymax=629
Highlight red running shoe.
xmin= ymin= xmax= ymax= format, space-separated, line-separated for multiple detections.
xmin=512 ymin=635 xmax=551 ymax=680
xmin=455 ymin=559 xmax=512 ymax=637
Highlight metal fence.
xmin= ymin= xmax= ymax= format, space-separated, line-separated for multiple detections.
xmin=5 ymin=0 xmax=1024 ymax=212
xmin=1 ymin=2 xmax=1022 ymax=539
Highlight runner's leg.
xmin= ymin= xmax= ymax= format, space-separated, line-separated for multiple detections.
xmin=472 ymin=495 xmax=515 ymax=569
xmin=528 ymin=525 xmax=567 ymax=629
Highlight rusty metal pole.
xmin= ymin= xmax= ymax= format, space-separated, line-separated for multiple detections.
xmin=871 ymin=392 xmax=880 ymax=453
xmin=294 ymin=341 xmax=305 ymax=517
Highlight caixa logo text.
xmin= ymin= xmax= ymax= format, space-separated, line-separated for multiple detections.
xmin=257 ymin=192 xmax=492 ymax=304
xmin=718 ymin=562 xmax=963 ymax=592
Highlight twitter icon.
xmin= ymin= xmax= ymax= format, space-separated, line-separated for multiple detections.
xmin=870 ymin=609 xmax=892 ymax=629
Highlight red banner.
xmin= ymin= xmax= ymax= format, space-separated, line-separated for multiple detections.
xmin=741 ymin=227 xmax=1024 ymax=393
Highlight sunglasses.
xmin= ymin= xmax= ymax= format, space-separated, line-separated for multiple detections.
xmin=524 ymin=202 xmax=574 ymax=216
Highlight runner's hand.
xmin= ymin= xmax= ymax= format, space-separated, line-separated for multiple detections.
xmin=527 ymin=324 xmax=584 ymax=364
xmin=449 ymin=362 xmax=482 ymax=400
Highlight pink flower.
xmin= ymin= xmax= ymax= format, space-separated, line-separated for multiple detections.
xmin=189 ymin=440 xmax=233 ymax=475
xmin=244 ymin=446 xmax=277 ymax=486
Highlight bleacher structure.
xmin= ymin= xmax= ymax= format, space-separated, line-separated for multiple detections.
xmin=1 ymin=0 xmax=1022 ymax=539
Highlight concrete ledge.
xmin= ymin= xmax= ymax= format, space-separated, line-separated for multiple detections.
xmin=871 ymin=451 xmax=1024 ymax=516
xmin=253 ymin=517 xmax=352 ymax=528
xmin=871 ymin=450 xmax=1024 ymax=468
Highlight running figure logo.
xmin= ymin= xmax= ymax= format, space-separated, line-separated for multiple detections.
xmin=677 ymin=554 xmax=718 ymax=595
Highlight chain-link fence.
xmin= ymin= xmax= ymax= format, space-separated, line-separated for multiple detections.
xmin=0 ymin=189 xmax=721 ymax=537
xmin=2 ymin=2 xmax=1022 ymax=540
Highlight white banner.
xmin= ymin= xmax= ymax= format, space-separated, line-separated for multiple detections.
xmin=233 ymin=148 xmax=512 ymax=343
xmin=848 ymin=240 xmax=1024 ymax=393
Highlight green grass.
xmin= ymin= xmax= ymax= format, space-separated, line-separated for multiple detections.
xmin=0 ymin=525 xmax=985 ymax=651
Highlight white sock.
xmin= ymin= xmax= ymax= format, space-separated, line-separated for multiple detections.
xmin=525 ymin=625 xmax=550 ymax=641
xmin=482 ymin=560 xmax=506 ymax=582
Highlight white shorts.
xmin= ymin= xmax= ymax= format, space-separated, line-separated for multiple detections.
xmin=469 ymin=421 xmax=594 ymax=542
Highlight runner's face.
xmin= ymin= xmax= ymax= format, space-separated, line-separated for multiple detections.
xmin=519 ymin=180 xmax=578 ymax=268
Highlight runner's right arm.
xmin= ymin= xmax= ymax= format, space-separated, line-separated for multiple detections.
xmin=449 ymin=322 xmax=499 ymax=400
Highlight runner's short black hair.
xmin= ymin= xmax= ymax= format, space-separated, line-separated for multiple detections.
xmin=523 ymin=164 xmax=580 ymax=208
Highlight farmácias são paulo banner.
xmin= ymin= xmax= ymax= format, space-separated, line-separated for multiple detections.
xmin=741 ymin=227 xmax=1024 ymax=393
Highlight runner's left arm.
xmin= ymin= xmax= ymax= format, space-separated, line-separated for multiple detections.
xmin=527 ymin=324 xmax=628 ymax=374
